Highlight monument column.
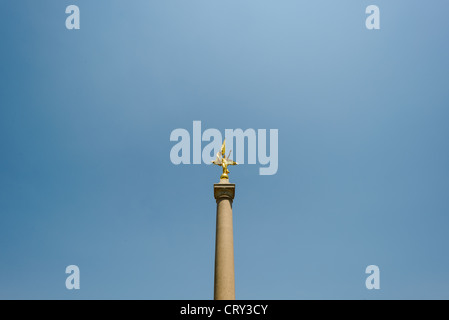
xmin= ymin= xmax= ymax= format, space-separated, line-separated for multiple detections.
xmin=213 ymin=179 xmax=236 ymax=300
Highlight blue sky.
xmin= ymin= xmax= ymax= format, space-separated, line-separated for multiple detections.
xmin=1 ymin=1 xmax=449 ymax=299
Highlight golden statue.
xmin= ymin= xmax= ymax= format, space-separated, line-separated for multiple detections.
xmin=212 ymin=140 xmax=238 ymax=180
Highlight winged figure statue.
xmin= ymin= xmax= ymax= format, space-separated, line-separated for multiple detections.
xmin=211 ymin=139 xmax=238 ymax=180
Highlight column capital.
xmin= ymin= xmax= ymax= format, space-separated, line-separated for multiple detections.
xmin=214 ymin=182 xmax=235 ymax=202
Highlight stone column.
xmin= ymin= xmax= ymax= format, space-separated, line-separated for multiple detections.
xmin=213 ymin=179 xmax=236 ymax=300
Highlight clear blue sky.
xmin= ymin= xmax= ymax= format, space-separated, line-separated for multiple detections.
xmin=1 ymin=1 xmax=449 ymax=299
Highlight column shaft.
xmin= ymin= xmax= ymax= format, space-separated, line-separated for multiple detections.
xmin=213 ymin=181 xmax=236 ymax=300
xmin=214 ymin=198 xmax=235 ymax=300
